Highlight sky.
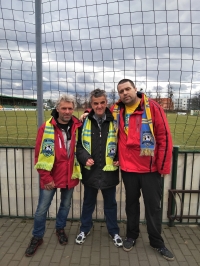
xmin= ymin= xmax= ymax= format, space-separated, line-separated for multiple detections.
xmin=0 ymin=0 xmax=200 ymax=101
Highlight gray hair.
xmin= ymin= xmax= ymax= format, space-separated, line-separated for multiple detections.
xmin=55 ymin=94 xmax=76 ymax=108
xmin=89 ymin=88 xmax=107 ymax=103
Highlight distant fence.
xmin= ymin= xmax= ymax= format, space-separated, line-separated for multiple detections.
xmin=0 ymin=147 xmax=199 ymax=225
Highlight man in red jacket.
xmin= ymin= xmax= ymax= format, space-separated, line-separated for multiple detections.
xmin=111 ymin=79 xmax=174 ymax=260
xmin=25 ymin=94 xmax=82 ymax=257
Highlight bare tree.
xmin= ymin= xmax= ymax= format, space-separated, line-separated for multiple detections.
xmin=75 ymin=93 xmax=83 ymax=109
xmin=109 ymin=89 xmax=117 ymax=105
xmin=46 ymin=99 xmax=55 ymax=108
xmin=189 ymin=92 xmax=200 ymax=110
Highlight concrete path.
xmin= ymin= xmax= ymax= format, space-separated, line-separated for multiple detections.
xmin=0 ymin=218 xmax=199 ymax=266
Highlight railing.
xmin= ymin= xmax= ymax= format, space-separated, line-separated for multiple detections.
xmin=167 ymin=148 xmax=200 ymax=225
xmin=168 ymin=189 xmax=200 ymax=224
xmin=0 ymin=147 xmax=200 ymax=225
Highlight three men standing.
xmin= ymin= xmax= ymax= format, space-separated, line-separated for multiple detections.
xmin=26 ymin=81 xmax=174 ymax=261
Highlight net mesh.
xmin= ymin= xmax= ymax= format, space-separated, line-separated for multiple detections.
xmin=0 ymin=0 xmax=200 ymax=149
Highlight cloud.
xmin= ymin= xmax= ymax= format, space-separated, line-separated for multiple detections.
xmin=0 ymin=0 xmax=200 ymax=100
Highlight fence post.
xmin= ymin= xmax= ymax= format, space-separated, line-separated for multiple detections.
xmin=35 ymin=0 xmax=44 ymax=127
xmin=169 ymin=146 xmax=179 ymax=227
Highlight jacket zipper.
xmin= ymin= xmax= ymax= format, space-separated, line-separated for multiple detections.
xmin=99 ymin=126 xmax=102 ymax=188
xmin=58 ymin=134 xmax=62 ymax=148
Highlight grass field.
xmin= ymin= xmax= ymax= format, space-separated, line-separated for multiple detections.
xmin=0 ymin=110 xmax=200 ymax=151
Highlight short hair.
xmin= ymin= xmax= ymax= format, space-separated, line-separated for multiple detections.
xmin=89 ymin=88 xmax=107 ymax=103
xmin=55 ymin=94 xmax=76 ymax=108
xmin=117 ymin=79 xmax=136 ymax=88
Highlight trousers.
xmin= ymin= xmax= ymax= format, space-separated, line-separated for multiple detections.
xmin=122 ymin=171 xmax=164 ymax=248
xmin=80 ymin=185 xmax=119 ymax=236
xmin=32 ymin=187 xmax=74 ymax=238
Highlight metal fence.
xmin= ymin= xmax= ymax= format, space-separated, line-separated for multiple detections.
xmin=0 ymin=147 xmax=200 ymax=225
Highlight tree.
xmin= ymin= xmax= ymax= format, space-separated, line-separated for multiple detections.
xmin=146 ymin=90 xmax=152 ymax=98
xmin=109 ymin=89 xmax=117 ymax=105
xmin=75 ymin=93 xmax=83 ymax=109
xmin=189 ymin=93 xmax=200 ymax=110
xmin=82 ymin=92 xmax=90 ymax=109
xmin=46 ymin=99 xmax=55 ymax=108
xmin=167 ymin=85 xmax=174 ymax=111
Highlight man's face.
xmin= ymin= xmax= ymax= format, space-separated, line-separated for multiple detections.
xmin=117 ymin=81 xmax=138 ymax=106
xmin=91 ymin=95 xmax=107 ymax=117
xmin=56 ymin=100 xmax=74 ymax=124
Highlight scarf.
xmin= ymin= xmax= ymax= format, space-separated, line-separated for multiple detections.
xmin=82 ymin=117 xmax=118 ymax=171
xmin=112 ymin=94 xmax=155 ymax=156
xmin=35 ymin=117 xmax=82 ymax=179
xmin=140 ymin=95 xmax=155 ymax=156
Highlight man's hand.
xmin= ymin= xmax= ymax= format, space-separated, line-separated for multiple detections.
xmin=86 ymin=158 xmax=94 ymax=166
xmin=44 ymin=181 xmax=55 ymax=190
xmin=113 ymin=161 xmax=119 ymax=166
xmin=79 ymin=112 xmax=89 ymax=122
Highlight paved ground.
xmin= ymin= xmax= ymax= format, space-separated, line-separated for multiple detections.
xmin=0 ymin=218 xmax=199 ymax=266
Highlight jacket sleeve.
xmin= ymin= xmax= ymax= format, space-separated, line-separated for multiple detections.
xmin=152 ymin=103 xmax=173 ymax=175
xmin=34 ymin=124 xmax=54 ymax=185
xmin=76 ymin=125 xmax=92 ymax=166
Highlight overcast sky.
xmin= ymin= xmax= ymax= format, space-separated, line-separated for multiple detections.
xmin=0 ymin=0 xmax=200 ymax=100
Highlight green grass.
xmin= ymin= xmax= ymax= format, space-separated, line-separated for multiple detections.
xmin=0 ymin=110 xmax=83 ymax=147
xmin=0 ymin=110 xmax=200 ymax=151
xmin=166 ymin=113 xmax=200 ymax=151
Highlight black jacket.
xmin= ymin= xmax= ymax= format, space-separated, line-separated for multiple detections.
xmin=76 ymin=107 xmax=119 ymax=189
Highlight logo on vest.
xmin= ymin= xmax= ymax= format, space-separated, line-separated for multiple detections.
xmin=107 ymin=142 xmax=116 ymax=158
xmin=41 ymin=139 xmax=54 ymax=157
xmin=142 ymin=131 xmax=154 ymax=147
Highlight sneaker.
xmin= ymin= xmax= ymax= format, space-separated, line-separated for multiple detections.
xmin=123 ymin=237 xmax=136 ymax=251
xmin=75 ymin=231 xmax=90 ymax=245
xmin=109 ymin=234 xmax=123 ymax=247
xmin=25 ymin=237 xmax=43 ymax=257
xmin=151 ymin=245 xmax=174 ymax=261
xmin=56 ymin=228 xmax=68 ymax=245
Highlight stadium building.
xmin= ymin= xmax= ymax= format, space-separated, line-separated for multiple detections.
xmin=0 ymin=95 xmax=37 ymax=110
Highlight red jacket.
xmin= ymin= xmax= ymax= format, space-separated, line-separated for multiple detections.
xmin=35 ymin=115 xmax=82 ymax=189
xmin=110 ymin=93 xmax=173 ymax=174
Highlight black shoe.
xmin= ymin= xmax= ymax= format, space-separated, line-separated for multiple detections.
xmin=25 ymin=237 xmax=43 ymax=257
xmin=123 ymin=237 xmax=136 ymax=251
xmin=151 ymin=245 xmax=174 ymax=261
xmin=56 ymin=228 xmax=68 ymax=245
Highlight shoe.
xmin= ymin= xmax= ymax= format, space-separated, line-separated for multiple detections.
xmin=123 ymin=237 xmax=136 ymax=251
xmin=56 ymin=228 xmax=68 ymax=245
xmin=151 ymin=245 xmax=174 ymax=261
xmin=109 ymin=234 xmax=123 ymax=247
xmin=25 ymin=237 xmax=43 ymax=257
xmin=75 ymin=231 xmax=90 ymax=245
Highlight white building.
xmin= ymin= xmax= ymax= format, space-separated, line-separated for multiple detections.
xmin=174 ymin=98 xmax=189 ymax=110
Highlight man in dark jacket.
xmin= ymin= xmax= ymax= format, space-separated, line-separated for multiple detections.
xmin=25 ymin=94 xmax=82 ymax=257
xmin=75 ymin=89 xmax=122 ymax=247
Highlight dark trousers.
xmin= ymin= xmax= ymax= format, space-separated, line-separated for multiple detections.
xmin=122 ymin=170 xmax=164 ymax=248
xmin=80 ymin=185 xmax=119 ymax=236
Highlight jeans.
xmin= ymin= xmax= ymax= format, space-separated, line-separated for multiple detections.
xmin=32 ymin=187 xmax=74 ymax=238
xmin=80 ymin=185 xmax=119 ymax=236
xmin=122 ymin=170 xmax=164 ymax=248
